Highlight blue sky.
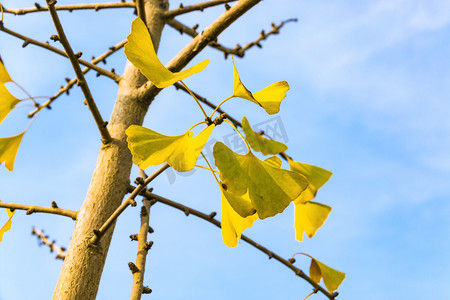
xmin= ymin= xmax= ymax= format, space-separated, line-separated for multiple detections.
xmin=0 ymin=0 xmax=449 ymax=299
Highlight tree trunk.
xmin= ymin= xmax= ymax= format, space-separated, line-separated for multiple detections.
xmin=52 ymin=1 xmax=168 ymax=299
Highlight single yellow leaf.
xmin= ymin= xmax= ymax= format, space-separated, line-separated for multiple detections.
xmin=214 ymin=142 xmax=308 ymax=219
xmin=0 ymin=57 xmax=13 ymax=84
xmin=0 ymin=83 xmax=20 ymax=124
xmin=0 ymin=132 xmax=25 ymax=171
xmin=124 ymin=17 xmax=209 ymax=88
xmin=0 ymin=200 xmax=15 ymax=242
xmin=242 ymin=116 xmax=288 ymax=155
xmin=294 ymin=201 xmax=331 ymax=241
xmin=221 ymin=186 xmax=256 ymax=218
xmin=232 ymin=57 xmax=289 ymax=114
xmin=126 ymin=124 xmax=214 ymax=172
xmin=303 ymin=254 xmax=345 ymax=293
xmin=221 ymin=189 xmax=257 ymax=248
xmin=289 ymin=159 xmax=332 ymax=203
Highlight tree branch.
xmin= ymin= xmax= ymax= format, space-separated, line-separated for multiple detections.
xmin=1 ymin=2 xmax=135 ymax=15
xmin=89 ymin=163 xmax=170 ymax=245
xmin=0 ymin=24 xmax=121 ymax=82
xmin=31 ymin=227 xmax=67 ymax=260
xmin=0 ymin=201 xmax=77 ymax=220
xmin=28 ymin=40 xmax=126 ymax=118
xmin=164 ymin=0 xmax=237 ymax=18
xmin=129 ymin=189 xmax=338 ymax=299
xmin=46 ymin=0 xmax=111 ymax=144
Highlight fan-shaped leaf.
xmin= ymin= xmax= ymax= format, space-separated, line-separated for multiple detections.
xmin=213 ymin=142 xmax=308 ymax=219
xmin=0 ymin=57 xmax=13 ymax=84
xmin=301 ymin=253 xmax=345 ymax=293
xmin=221 ymin=189 xmax=257 ymax=248
xmin=126 ymin=124 xmax=214 ymax=172
xmin=295 ymin=201 xmax=331 ymax=241
xmin=242 ymin=116 xmax=287 ymax=155
xmin=221 ymin=186 xmax=256 ymax=218
xmin=232 ymin=57 xmax=289 ymax=114
xmin=0 ymin=132 xmax=25 ymax=171
xmin=0 ymin=83 xmax=20 ymax=124
xmin=125 ymin=18 xmax=209 ymax=88
xmin=0 ymin=200 xmax=14 ymax=242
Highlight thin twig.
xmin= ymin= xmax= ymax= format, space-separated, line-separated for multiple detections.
xmin=167 ymin=18 xmax=297 ymax=59
xmin=129 ymin=168 xmax=154 ymax=300
xmin=1 ymin=2 xmax=135 ymax=15
xmin=90 ymin=164 xmax=170 ymax=245
xmin=31 ymin=227 xmax=67 ymax=260
xmin=28 ymin=40 xmax=126 ymax=118
xmin=46 ymin=0 xmax=111 ymax=144
xmin=0 ymin=202 xmax=77 ymax=220
xmin=129 ymin=189 xmax=338 ymax=299
xmin=164 ymin=0 xmax=237 ymax=18
xmin=0 ymin=25 xmax=121 ymax=82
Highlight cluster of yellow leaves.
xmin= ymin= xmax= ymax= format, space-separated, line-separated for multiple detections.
xmin=123 ymin=17 xmax=344 ymax=292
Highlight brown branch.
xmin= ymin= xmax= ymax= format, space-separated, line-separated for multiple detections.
xmin=164 ymin=0 xmax=237 ymax=18
xmin=129 ymin=168 xmax=154 ymax=300
xmin=0 ymin=24 xmax=121 ymax=82
xmin=46 ymin=0 xmax=111 ymax=144
xmin=129 ymin=189 xmax=338 ymax=299
xmin=28 ymin=40 xmax=126 ymax=118
xmin=89 ymin=163 xmax=170 ymax=245
xmin=31 ymin=227 xmax=67 ymax=260
xmin=0 ymin=202 xmax=77 ymax=220
xmin=1 ymin=2 xmax=135 ymax=15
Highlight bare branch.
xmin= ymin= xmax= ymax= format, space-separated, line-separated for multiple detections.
xmin=0 ymin=24 xmax=121 ymax=82
xmin=130 ymin=168 xmax=154 ymax=300
xmin=130 ymin=189 xmax=338 ymax=299
xmin=164 ymin=0 xmax=237 ymax=18
xmin=28 ymin=40 xmax=126 ymax=118
xmin=0 ymin=202 xmax=77 ymax=220
xmin=31 ymin=227 xmax=67 ymax=260
xmin=1 ymin=2 xmax=135 ymax=15
xmin=167 ymin=18 xmax=297 ymax=59
xmin=46 ymin=0 xmax=111 ymax=144
xmin=89 ymin=163 xmax=170 ymax=245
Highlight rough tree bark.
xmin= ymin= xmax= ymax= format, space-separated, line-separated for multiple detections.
xmin=52 ymin=1 xmax=168 ymax=299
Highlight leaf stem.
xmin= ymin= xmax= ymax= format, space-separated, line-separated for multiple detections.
xmin=195 ymin=164 xmax=219 ymax=174
xmin=180 ymin=80 xmax=209 ymax=120
xmin=13 ymin=81 xmax=38 ymax=105
xmin=224 ymin=118 xmax=250 ymax=152
xmin=200 ymin=152 xmax=220 ymax=185
xmin=185 ymin=121 xmax=208 ymax=133
xmin=208 ymin=95 xmax=233 ymax=119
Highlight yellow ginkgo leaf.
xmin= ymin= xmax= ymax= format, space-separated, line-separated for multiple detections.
xmin=289 ymin=159 xmax=332 ymax=203
xmin=0 ymin=132 xmax=25 ymax=171
xmin=0 ymin=200 xmax=15 ymax=242
xmin=232 ymin=57 xmax=289 ymax=114
xmin=0 ymin=83 xmax=20 ymax=124
xmin=126 ymin=124 xmax=214 ymax=172
xmin=214 ymin=142 xmax=308 ymax=219
xmin=294 ymin=201 xmax=331 ymax=241
xmin=242 ymin=116 xmax=288 ymax=155
xmin=221 ymin=189 xmax=258 ymax=248
xmin=221 ymin=186 xmax=256 ymax=218
xmin=301 ymin=253 xmax=345 ymax=293
xmin=124 ymin=17 xmax=209 ymax=88
xmin=0 ymin=56 xmax=13 ymax=84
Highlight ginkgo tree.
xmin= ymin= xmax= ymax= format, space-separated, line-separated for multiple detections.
xmin=0 ymin=1 xmax=344 ymax=299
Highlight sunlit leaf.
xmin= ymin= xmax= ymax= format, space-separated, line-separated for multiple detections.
xmin=214 ymin=142 xmax=308 ymax=219
xmin=0 ymin=132 xmax=25 ymax=171
xmin=264 ymin=156 xmax=282 ymax=168
xmin=0 ymin=57 xmax=13 ymax=84
xmin=221 ymin=186 xmax=256 ymax=218
xmin=294 ymin=201 xmax=331 ymax=241
xmin=0 ymin=201 xmax=14 ymax=242
xmin=124 ymin=17 xmax=209 ymax=88
xmin=232 ymin=57 xmax=289 ymax=114
xmin=221 ymin=188 xmax=257 ymax=248
xmin=0 ymin=83 xmax=20 ymax=124
xmin=289 ymin=159 xmax=332 ymax=203
xmin=301 ymin=253 xmax=345 ymax=293
xmin=242 ymin=116 xmax=287 ymax=155
xmin=126 ymin=124 xmax=214 ymax=172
